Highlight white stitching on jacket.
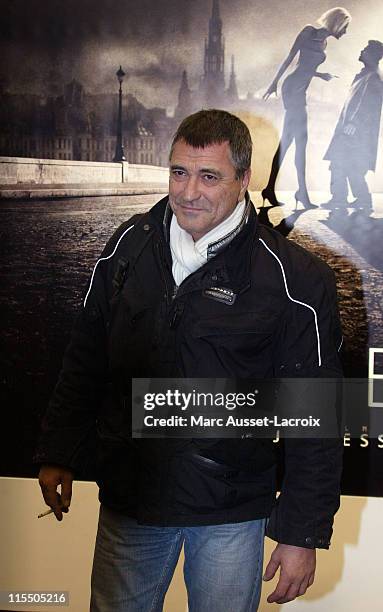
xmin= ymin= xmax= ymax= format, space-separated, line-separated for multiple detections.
xmin=259 ymin=238 xmax=322 ymax=367
xmin=83 ymin=224 xmax=135 ymax=307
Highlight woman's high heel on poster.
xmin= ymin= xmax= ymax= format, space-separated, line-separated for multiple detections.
xmin=294 ymin=190 xmax=317 ymax=210
xmin=261 ymin=188 xmax=282 ymax=207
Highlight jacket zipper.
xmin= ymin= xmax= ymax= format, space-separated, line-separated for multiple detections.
xmin=156 ymin=240 xmax=175 ymax=305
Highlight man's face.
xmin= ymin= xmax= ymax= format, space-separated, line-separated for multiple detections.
xmin=359 ymin=47 xmax=367 ymax=63
xmin=169 ymin=140 xmax=250 ymax=242
xmin=359 ymin=46 xmax=375 ymax=65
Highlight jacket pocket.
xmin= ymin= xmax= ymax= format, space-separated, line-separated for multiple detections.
xmin=190 ymin=313 xmax=276 ymax=377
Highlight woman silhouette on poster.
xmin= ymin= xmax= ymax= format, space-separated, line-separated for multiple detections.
xmin=262 ymin=7 xmax=351 ymax=208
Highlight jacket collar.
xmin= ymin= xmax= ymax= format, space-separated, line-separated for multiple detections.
xmin=147 ymin=191 xmax=258 ymax=294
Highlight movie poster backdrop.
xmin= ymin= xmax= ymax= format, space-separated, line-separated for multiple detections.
xmin=0 ymin=0 xmax=382 ymax=494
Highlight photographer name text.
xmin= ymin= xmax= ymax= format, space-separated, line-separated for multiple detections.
xmin=143 ymin=415 xmax=320 ymax=428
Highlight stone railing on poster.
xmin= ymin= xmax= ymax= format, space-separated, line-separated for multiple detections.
xmin=0 ymin=156 xmax=169 ymax=185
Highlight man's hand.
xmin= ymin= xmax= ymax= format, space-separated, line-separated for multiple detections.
xmin=317 ymin=72 xmax=339 ymax=82
xmin=38 ymin=464 xmax=74 ymax=521
xmin=263 ymin=543 xmax=316 ymax=604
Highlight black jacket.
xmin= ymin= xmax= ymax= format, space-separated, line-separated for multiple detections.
xmin=35 ymin=194 xmax=343 ymax=549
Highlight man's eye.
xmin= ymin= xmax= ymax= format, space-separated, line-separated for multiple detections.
xmin=203 ymin=174 xmax=218 ymax=183
xmin=171 ymin=169 xmax=187 ymax=179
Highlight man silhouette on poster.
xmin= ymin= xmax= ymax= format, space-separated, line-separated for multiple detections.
xmin=324 ymin=40 xmax=383 ymax=213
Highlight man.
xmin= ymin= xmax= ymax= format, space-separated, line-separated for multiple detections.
xmin=36 ymin=110 xmax=343 ymax=611
xmin=324 ymin=39 xmax=383 ymax=212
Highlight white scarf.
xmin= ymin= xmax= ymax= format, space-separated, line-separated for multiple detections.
xmin=170 ymin=200 xmax=246 ymax=286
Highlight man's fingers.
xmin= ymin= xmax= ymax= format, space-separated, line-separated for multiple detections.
xmin=263 ymin=556 xmax=280 ymax=581
xmin=274 ymin=577 xmax=310 ymax=603
xmin=60 ymin=474 xmax=73 ymax=509
xmin=298 ymin=578 xmax=310 ymax=596
xmin=275 ymin=582 xmax=301 ymax=604
xmin=308 ymin=571 xmax=315 ymax=587
xmin=52 ymin=493 xmax=64 ymax=521
xmin=266 ymin=575 xmax=294 ymax=603
xmin=268 ymin=573 xmax=313 ymax=603
xmin=39 ymin=480 xmax=59 ymax=508
xmin=39 ymin=484 xmax=63 ymax=521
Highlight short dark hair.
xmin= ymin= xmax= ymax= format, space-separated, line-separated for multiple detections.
xmin=367 ymin=40 xmax=383 ymax=62
xmin=170 ymin=109 xmax=252 ymax=179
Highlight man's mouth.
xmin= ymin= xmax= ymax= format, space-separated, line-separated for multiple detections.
xmin=178 ymin=203 xmax=205 ymax=212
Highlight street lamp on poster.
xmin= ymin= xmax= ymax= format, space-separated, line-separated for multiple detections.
xmin=113 ymin=65 xmax=126 ymax=162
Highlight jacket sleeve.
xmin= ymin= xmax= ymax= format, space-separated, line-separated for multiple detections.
xmin=33 ymin=220 xmax=135 ymax=476
xmin=266 ymin=253 xmax=343 ymax=549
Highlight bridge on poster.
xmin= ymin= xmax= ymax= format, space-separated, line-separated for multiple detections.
xmin=0 ymin=155 xmax=168 ymax=200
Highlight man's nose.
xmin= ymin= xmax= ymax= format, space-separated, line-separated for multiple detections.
xmin=182 ymin=175 xmax=201 ymax=201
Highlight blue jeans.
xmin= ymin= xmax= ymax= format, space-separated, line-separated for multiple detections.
xmin=90 ymin=505 xmax=266 ymax=612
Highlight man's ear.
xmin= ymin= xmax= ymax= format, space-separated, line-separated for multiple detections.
xmin=239 ymin=168 xmax=251 ymax=200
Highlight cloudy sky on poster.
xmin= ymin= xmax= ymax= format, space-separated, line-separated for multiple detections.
xmin=0 ymin=0 xmax=382 ymax=111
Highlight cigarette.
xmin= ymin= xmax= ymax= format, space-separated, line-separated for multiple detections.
xmin=38 ymin=508 xmax=54 ymax=518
